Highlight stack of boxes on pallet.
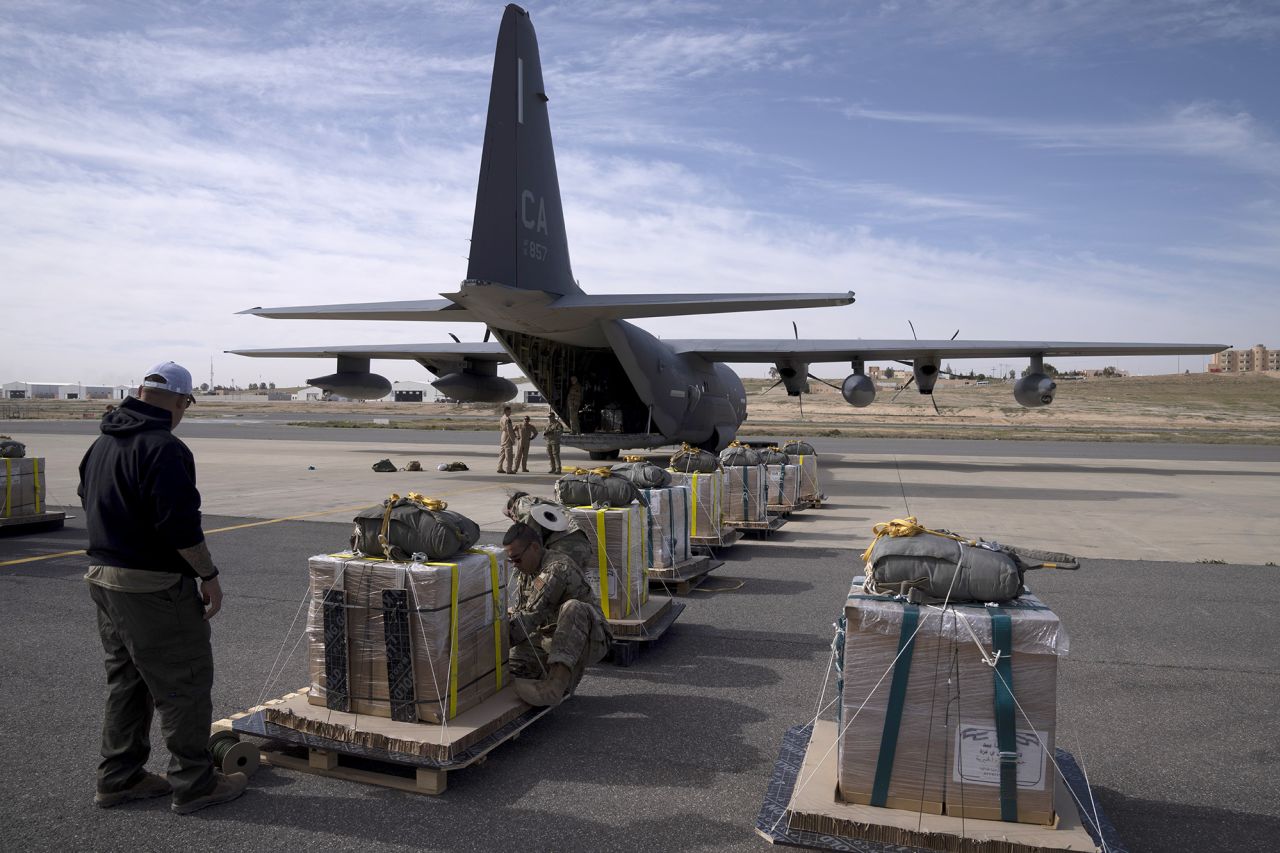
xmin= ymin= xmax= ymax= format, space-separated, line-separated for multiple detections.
xmin=781 ymin=441 xmax=822 ymax=505
xmin=667 ymin=470 xmax=724 ymax=542
xmin=2 ymin=456 xmax=46 ymax=519
xmin=306 ymin=547 xmax=509 ymax=722
xmin=720 ymin=443 xmax=768 ymax=525
xmin=569 ymin=504 xmax=648 ymax=620
xmin=638 ymin=484 xmax=692 ymax=569
xmin=836 ymin=582 xmax=1065 ymax=825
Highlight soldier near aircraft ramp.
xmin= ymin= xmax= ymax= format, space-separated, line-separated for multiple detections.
xmin=503 ymin=522 xmax=609 ymax=706
xmin=515 ymin=415 xmax=539 ymax=473
xmin=565 ymin=376 xmax=583 ymax=433
xmin=497 ymin=405 xmax=517 ymax=474
xmin=544 ymin=413 xmax=564 ymax=473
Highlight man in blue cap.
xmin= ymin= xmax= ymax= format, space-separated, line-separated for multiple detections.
xmin=79 ymin=361 xmax=248 ymax=814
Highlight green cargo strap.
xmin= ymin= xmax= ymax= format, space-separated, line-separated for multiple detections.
xmin=870 ymin=603 xmax=920 ymax=807
xmin=643 ymin=489 xmax=655 ymax=566
xmin=990 ymin=608 xmax=1018 ymax=822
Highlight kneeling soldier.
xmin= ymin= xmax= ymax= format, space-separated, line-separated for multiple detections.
xmin=504 ymin=523 xmax=609 ymax=706
xmin=504 ymin=492 xmax=594 ymax=569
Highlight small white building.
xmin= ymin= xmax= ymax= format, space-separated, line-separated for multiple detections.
xmin=2 ymin=381 xmax=131 ymax=400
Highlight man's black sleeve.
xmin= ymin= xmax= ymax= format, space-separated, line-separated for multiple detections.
xmin=141 ymin=439 xmax=205 ymax=549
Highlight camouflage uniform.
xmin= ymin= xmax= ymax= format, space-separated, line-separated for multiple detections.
xmin=543 ymin=417 xmax=564 ymax=473
xmin=497 ymin=412 xmax=516 ymax=473
xmin=509 ymin=551 xmax=609 ymax=683
xmin=515 ymin=420 xmax=538 ymax=472
xmin=565 ymin=380 xmax=583 ymax=434
xmin=509 ymin=495 xmax=594 ymax=568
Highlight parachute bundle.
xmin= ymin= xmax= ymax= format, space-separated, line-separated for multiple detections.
xmin=555 ymin=468 xmax=644 ymax=508
xmin=351 ymin=493 xmax=481 ymax=561
xmin=610 ymin=459 xmax=672 ymax=489
xmin=758 ymin=446 xmax=790 ymax=465
xmin=668 ymin=443 xmax=721 ymax=474
xmin=719 ymin=440 xmax=762 ymax=467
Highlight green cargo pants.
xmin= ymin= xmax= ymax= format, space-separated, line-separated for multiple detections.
xmin=89 ymin=577 xmax=215 ymax=799
xmin=510 ymin=599 xmax=608 ymax=687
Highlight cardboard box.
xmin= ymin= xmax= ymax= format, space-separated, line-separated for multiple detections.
xmin=838 ymin=584 xmax=1065 ymax=825
xmin=570 ymin=503 xmax=647 ymax=620
xmin=722 ymin=465 xmax=767 ymax=523
xmin=667 ymin=470 xmax=723 ymax=539
xmin=2 ymin=457 xmax=46 ymax=518
xmin=306 ymin=548 xmax=509 ymax=724
xmin=765 ymin=463 xmax=802 ymax=508
xmin=791 ymin=452 xmax=821 ymax=501
xmin=639 ymin=485 xmax=692 ymax=569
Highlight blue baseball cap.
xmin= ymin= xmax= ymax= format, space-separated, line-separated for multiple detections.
xmin=141 ymin=361 xmax=196 ymax=403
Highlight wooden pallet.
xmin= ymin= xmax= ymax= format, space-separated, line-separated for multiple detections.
xmin=690 ymin=526 xmax=741 ymax=552
xmin=729 ymin=515 xmax=787 ymax=538
xmin=0 ymin=510 xmax=65 ymax=534
xmin=603 ymin=599 xmax=686 ymax=667
xmin=214 ymin=687 xmax=549 ymax=795
xmin=647 ymin=554 xmax=719 ymax=594
xmin=766 ymin=503 xmax=803 ymax=517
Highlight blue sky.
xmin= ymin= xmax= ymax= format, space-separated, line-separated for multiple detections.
xmin=3 ymin=0 xmax=1278 ymax=387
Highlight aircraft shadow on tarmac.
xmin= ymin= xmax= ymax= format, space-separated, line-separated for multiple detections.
xmin=1092 ymin=786 xmax=1280 ymax=853
xmin=844 ymin=459 xmax=1274 ymax=479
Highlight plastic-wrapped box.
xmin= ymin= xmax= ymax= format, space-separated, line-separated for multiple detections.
xmin=569 ymin=503 xmax=647 ymax=619
xmin=639 ymin=485 xmax=692 ymax=569
xmin=765 ymin=463 xmax=802 ymax=509
xmin=838 ymin=583 xmax=1066 ymax=825
xmin=667 ymin=470 xmax=723 ymax=540
xmin=791 ymin=452 xmax=822 ymax=502
xmin=2 ymin=457 xmax=46 ymax=517
xmin=306 ymin=548 xmax=509 ymax=724
xmin=722 ymin=465 xmax=767 ymax=523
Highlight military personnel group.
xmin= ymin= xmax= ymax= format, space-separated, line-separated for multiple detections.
xmin=498 ymin=405 xmax=565 ymax=474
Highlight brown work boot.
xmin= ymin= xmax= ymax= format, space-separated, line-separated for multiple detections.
xmin=513 ymin=663 xmax=574 ymax=707
xmin=94 ymin=771 xmax=172 ymax=808
xmin=170 ymin=771 xmax=248 ymax=815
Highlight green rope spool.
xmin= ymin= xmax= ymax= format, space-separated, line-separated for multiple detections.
xmin=209 ymin=731 xmax=260 ymax=776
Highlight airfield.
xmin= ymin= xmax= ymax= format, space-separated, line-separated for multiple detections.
xmin=2 ymin=418 xmax=1278 ymax=852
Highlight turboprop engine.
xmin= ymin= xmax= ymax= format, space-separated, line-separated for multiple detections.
xmin=841 ymin=368 xmax=876 ymax=407
xmin=1014 ymin=373 xmax=1057 ymax=407
xmin=1013 ymin=355 xmax=1056 ymax=407
xmin=431 ymin=371 xmax=517 ymax=403
xmin=306 ymin=371 xmax=392 ymax=400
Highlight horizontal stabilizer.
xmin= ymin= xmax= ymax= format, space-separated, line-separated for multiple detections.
xmin=547 ymin=291 xmax=855 ymax=321
xmin=239 ymin=299 xmax=472 ymax=321
xmin=667 ymin=339 xmax=1228 ymax=362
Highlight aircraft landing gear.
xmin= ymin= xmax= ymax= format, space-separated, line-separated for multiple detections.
xmin=588 ymin=449 xmax=621 ymax=461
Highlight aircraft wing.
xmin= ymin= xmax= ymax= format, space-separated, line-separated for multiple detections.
xmin=227 ymin=342 xmax=511 ymax=372
xmin=665 ymin=339 xmax=1228 ymax=362
xmin=238 ymin=299 xmax=472 ymax=321
xmin=546 ymin=291 xmax=856 ymax=320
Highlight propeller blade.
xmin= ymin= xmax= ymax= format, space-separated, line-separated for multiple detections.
xmin=908 ymin=320 xmax=918 ymax=340
xmin=890 ymin=375 xmax=915 ymax=402
xmin=483 ymin=328 xmax=491 ymax=343
xmin=931 ymin=394 xmax=941 ymax=415
xmin=792 ymin=321 xmax=799 ymax=340
xmin=798 ymin=392 xmax=804 ymax=420
xmin=762 ymin=378 xmax=785 ymax=394
xmin=448 ymin=332 xmax=461 ymax=343
xmin=950 ymin=329 xmax=960 ymax=341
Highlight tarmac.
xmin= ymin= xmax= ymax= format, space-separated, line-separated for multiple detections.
xmin=2 ymin=420 xmax=1278 ymax=852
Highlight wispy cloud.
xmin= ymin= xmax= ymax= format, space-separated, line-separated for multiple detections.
xmin=844 ymin=101 xmax=1280 ymax=176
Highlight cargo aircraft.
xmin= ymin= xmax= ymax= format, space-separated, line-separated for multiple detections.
xmin=232 ymin=4 xmax=1224 ymax=459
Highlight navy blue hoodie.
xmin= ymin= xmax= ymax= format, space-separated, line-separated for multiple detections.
xmin=78 ymin=397 xmax=205 ymax=575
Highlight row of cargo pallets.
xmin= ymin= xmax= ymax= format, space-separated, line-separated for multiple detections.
xmin=208 ymin=482 xmax=827 ymax=797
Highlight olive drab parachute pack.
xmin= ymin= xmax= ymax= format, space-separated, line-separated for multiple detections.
xmin=861 ymin=517 xmax=1078 ymax=604
xmin=758 ymin=446 xmax=790 ymax=465
xmin=782 ymin=440 xmax=816 ymax=457
xmin=668 ymin=443 xmax=720 ymax=474
xmin=719 ymin=440 xmax=762 ymax=467
xmin=0 ymin=437 xmax=25 ymax=459
xmin=370 ymin=458 xmax=396 ymax=473
xmin=610 ymin=457 xmax=672 ymax=489
xmin=351 ymin=493 xmax=481 ymax=561
xmin=554 ymin=467 xmax=644 ymax=509
xmin=404 ymin=460 xmax=423 ymax=472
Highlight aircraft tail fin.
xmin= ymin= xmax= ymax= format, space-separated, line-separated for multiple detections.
xmin=467 ymin=4 xmax=579 ymax=296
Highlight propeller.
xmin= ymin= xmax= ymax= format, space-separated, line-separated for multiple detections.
xmin=449 ymin=328 xmax=494 ymax=344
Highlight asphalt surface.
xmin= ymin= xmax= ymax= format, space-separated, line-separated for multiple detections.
xmin=2 ymin=427 xmax=1277 ymax=852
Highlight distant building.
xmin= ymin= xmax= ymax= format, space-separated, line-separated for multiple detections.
xmin=1208 ymin=345 xmax=1278 ymax=373
xmin=2 ymin=381 xmax=131 ymax=400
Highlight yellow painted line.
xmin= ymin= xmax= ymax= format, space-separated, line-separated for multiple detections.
xmin=0 ymin=503 xmax=373 ymax=568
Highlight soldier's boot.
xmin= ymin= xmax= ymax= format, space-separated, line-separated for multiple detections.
xmin=513 ymin=663 xmax=573 ymax=707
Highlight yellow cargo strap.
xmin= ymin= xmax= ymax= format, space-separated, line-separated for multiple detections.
xmin=470 ymin=548 xmax=504 ymax=692
xmin=690 ymin=472 xmax=699 ymax=537
xmin=594 ymin=509 xmax=611 ymax=620
xmin=33 ymin=458 xmax=42 ymax=514
xmin=623 ymin=455 xmax=645 ymax=462
xmin=425 ymin=560 xmax=461 ymax=718
xmin=860 ymin=516 xmax=972 ymax=563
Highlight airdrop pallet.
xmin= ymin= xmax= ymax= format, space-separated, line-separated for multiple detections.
xmin=603 ymin=598 xmax=686 ymax=667
xmin=730 ymin=515 xmax=787 ymax=538
xmin=690 ymin=526 xmax=741 ymax=552
xmin=755 ymin=721 xmax=1124 ymax=853
xmin=216 ymin=687 xmax=549 ymax=796
xmin=647 ymin=554 xmax=719 ymax=594
xmin=766 ymin=503 xmax=803 ymax=517
xmin=0 ymin=510 xmax=65 ymax=535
